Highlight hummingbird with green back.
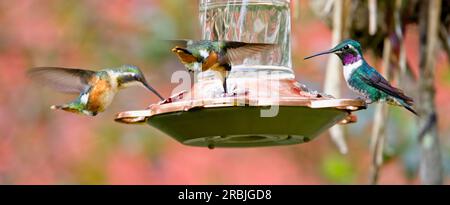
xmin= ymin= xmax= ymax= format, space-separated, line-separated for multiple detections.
xmin=28 ymin=65 xmax=164 ymax=116
xmin=169 ymin=40 xmax=275 ymax=94
xmin=304 ymin=39 xmax=417 ymax=115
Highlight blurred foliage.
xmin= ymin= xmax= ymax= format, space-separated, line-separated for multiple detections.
xmin=0 ymin=0 xmax=448 ymax=184
xmin=442 ymin=68 xmax=450 ymax=85
xmin=321 ymin=153 xmax=356 ymax=184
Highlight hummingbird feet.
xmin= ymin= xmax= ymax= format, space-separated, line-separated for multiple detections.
xmin=220 ymin=92 xmax=232 ymax=98
xmin=355 ymin=97 xmax=372 ymax=104
xmin=221 ymin=92 xmax=239 ymax=98
xmin=221 ymin=85 xmax=243 ymax=98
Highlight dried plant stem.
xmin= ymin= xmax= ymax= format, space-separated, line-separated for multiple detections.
xmin=369 ymin=37 xmax=391 ymax=185
xmin=324 ymin=0 xmax=348 ymax=154
xmin=439 ymin=25 xmax=450 ymax=60
xmin=368 ymin=0 xmax=377 ymax=35
xmin=417 ymin=0 xmax=443 ymax=185
xmin=395 ymin=0 xmax=406 ymax=76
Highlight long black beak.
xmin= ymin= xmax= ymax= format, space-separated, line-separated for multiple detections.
xmin=304 ymin=48 xmax=337 ymax=60
xmin=142 ymin=80 xmax=165 ymax=101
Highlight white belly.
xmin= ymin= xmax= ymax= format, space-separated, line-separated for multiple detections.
xmin=100 ymin=90 xmax=117 ymax=109
xmin=343 ymin=59 xmax=362 ymax=81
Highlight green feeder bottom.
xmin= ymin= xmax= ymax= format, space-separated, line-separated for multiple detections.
xmin=115 ymin=96 xmax=365 ymax=148
xmin=149 ymin=106 xmax=346 ymax=148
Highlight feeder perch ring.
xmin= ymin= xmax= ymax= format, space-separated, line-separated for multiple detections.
xmin=115 ymin=96 xmax=366 ymax=148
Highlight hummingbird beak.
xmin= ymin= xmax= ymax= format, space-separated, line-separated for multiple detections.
xmin=303 ymin=48 xmax=339 ymax=60
xmin=141 ymin=80 xmax=165 ymax=101
xmin=172 ymin=47 xmax=192 ymax=55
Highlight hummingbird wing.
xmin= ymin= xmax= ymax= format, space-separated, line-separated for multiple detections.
xmin=360 ymin=66 xmax=414 ymax=105
xmin=27 ymin=67 xmax=96 ymax=93
xmin=222 ymin=41 xmax=276 ymax=63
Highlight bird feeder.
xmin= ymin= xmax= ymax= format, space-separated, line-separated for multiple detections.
xmin=115 ymin=0 xmax=366 ymax=148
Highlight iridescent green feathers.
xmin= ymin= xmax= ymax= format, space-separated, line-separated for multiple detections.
xmin=304 ymin=39 xmax=417 ymax=115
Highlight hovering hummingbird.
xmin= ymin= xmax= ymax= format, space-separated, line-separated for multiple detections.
xmin=169 ymin=40 xmax=275 ymax=93
xmin=28 ymin=65 xmax=164 ymax=116
xmin=304 ymin=39 xmax=417 ymax=115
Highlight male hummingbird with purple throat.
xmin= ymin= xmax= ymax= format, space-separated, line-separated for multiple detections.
xmin=304 ymin=39 xmax=417 ymax=115
xmin=28 ymin=65 xmax=164 ymax=116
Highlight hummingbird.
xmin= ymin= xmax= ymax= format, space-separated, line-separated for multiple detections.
xmin=27 ymin=65 xmax=164 ymax=116
xmin=304 ymin=39 xmax=417 ymax=115
xmin=169 ymin=39 xmax=275 ymax=94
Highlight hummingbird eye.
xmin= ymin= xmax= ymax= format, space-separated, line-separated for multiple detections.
xmin=134 ymin=74 xmax=142 ymax=81
xmin=343 ymin=45 xmax=349 ymax=50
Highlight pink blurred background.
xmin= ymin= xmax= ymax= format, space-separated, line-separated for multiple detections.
xmin=0 ymin=0 xmax=448 ymax=184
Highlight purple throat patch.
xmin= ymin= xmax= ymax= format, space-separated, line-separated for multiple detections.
xmin=343 ymin=54 xmax=361 ymax=65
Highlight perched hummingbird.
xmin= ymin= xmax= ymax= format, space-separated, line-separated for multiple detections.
xmin=28 ymin=65 xmax=164 ymax=116
xmin=304 ymin=39 xmax=417 ymax=115
xmin=169 ymin=40 xmax=274 ymax=93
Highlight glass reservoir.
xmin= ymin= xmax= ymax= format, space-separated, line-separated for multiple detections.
xmin=196 ymin=0 xmax=294 ymax=98
xmin=200 ymin=0 xmax=291 ymax=68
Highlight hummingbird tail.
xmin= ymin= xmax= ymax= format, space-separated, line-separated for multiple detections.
xmin=387 ymin=96 xmax=418 ymax=116
xmin=402 ymin=103 xmax=418 ymax=116
xmin=397 ymin=99 xmax=418 ymax=116
xmin=50 ymin=104 xmax=96 ymax=116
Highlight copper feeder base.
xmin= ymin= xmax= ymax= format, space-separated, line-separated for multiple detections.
xmin=115 ymin=78 xmax=366 ymax=148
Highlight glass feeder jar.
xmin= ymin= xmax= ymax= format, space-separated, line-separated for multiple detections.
xmin=194 ymin=0 xmax=295 ymax=98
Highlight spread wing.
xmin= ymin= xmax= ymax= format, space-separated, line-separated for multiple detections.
xmin=360 ymin=66 xmax=414 ymax=105
xmin=223 ymin=41 xmax=277 ymax=63
xmin=27 ymin=67 xmax=96 ymax=93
